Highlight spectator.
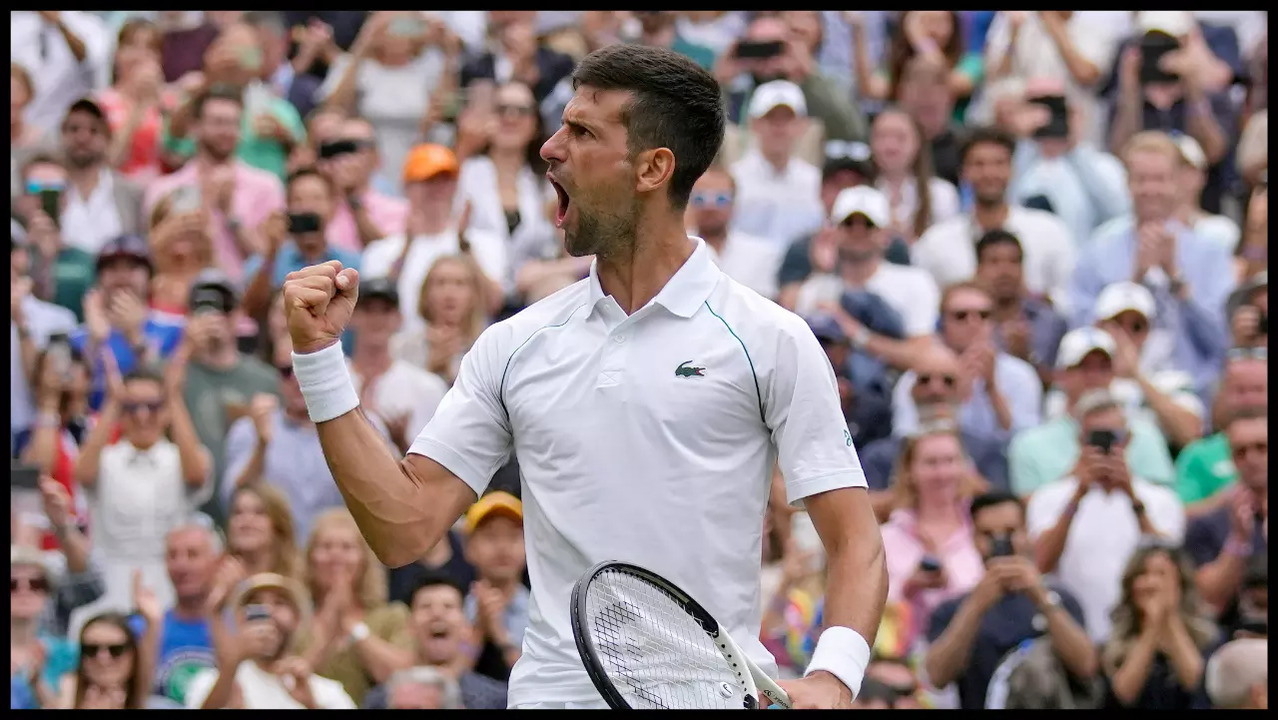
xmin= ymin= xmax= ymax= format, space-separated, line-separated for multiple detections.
xmin=242 ymin=169 xmax=361 ymax=319
xmin=1099 ymin=543 xmax=1216 ymax=709
xmin=10 ymin=11 xmax=112 ymax=133
xmin=146 ymin=86 xmax=288 ymax=284
xmin=1010 ymin=328 xmax=1176 ymax=497
xmin=181 ymin=269 xmax=281 ymax=522
xmin=25 ymin=478 xmax=106 ymax=637
xmin=805 ymin=313 xmax=894 ymax=452
xmin=1172 ymin=134 xmax=1240 ymax=252
xmin=913 ymin=126 xmax=1076 ymax=311
xmin=187 ymin=569 xmax=358 ymax=709
xmin=925 ymin=492 xmax=1095 ymax=710
xmin=894 ymin=282 xmax=1043 ymax=439
xmin=895 ymin=55 xmax=963 ymax=185
xmin=319 ymin=116 xmax=409 ymax=253
xmin=72 ymin=357 xmax=212 ymax=618
xmin=1027 ymin=388 xmax=1186 ymax=642
xmin=227 ymin=484 xmax=302 ymax=579
xmin=55 ymin=98 xmax=149 ymax=256
xmin=686 ymin=166 xmax=785 ymax=298
xmin=879 ymin=429 xmax=987 ymax=650
xmin=287 ymin=105 xmax=347 ymax=176
xmin=975 ymin=230 xmax=1068 ymax=386
xmin=1227 ymin=271 xmax=1267 ymax=349
xmin=10 ymin=545 xmax=79 ymax=709
xmin=296 ymin=509 xmax=413 ymax=706
xmin=145 ymin=193 xmax=216 ymax=315
xmin=855 ymin=11 xmax=983 ymax=112
xmin=95 ymin=19 xmax=174 ymax=184
xmin=391 ymin=255 xmax=490 ymax=387
xmin=461 ymin=12 xmax=576 ymax=123
xmin=862 ymin=655 xmax=925 ymax=709
xmin=385 ymin=528 xmax=477 ymax=610
xmin=870 ymin=106 xmax=959 ymax=243
xmin=277 ymin=17 xmax=344 ymax=121
xmin=70 ymin=606 xmax=162 ymax=710
xmin=10 ymin=64 xmax=59 ymax=195
xmin=1204 ymin=638 xmax=1267 ymax=709
xmin=728 ymin=80 xmax=826 ymax=247
xmin=381 ymin=666 xmax=464 ymax=709
xmin=463 ymin=492 xmax=530 ymax=683
xmin=632 ymin=11 xmax=716 ymax=70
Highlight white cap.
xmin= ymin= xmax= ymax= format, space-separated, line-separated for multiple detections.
xmin=1135 ymin=11 xmax=1194 ymax=37
xmin=1056 ymin=326 xmax=1118 ymax=370
xmin=1094 ymin=281 xmax=1157 ymax=322
xmin=1173 ymin=134 xmax=1207 ymax=171
xmin=830 ymin=186 xmax=889 ymax=227
xmin=748 ymin=80 xmax=807 ymax=119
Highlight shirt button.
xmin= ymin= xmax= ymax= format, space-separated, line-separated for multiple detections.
xmin=613 ymin=335 xmax=626 ymax=344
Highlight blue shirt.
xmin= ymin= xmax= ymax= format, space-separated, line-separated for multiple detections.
xmin=893 ymin=353 xmax=1044 ymax=443
xmin=129 ymin=611 xmax=215 ymax=706
xmin=243 ymin=241 xmax=363 ymax=290
xmin=70 ymin=311 xmax=186 ymax=411
xmin=1011 ymin=143 xmax=1131 ymax=248
xmin=10 ymin=634 xmax=77 ymax=708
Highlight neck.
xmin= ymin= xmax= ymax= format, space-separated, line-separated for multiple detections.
xmin=973 ymin=201 xmax=1009 ymax=230
xmin=296 ymin=241 xmax=328 ymax=264
xmin=195 ymin=152 xmax=232 ymax=171
xmin=760 ymin=149 xmax=790 ymax=174
xmin=236 ymin=547 xmax=273 ymax=577
xmin=11 ymin=618 xmax=38 ymax=645
xmin=699 ymin=227 xmax=728 ymax=251
xmin=173 ymin=595 xmax=206 ymax=621
xmin=839 ymin=255 xmax=882 ymax=285
xmin=490 ymin=146 xmax=525 ymax=172
xmin=352 ymin=345 xmax=392 ymax=375
xmin=880 ymin=170 xmax=909 ymax=186
xmin=195 ymin=344 xmax=239 ymax=371
xmin=68 ymin=163 xmax=103 ymax=196
xmin=595 ymin=212 xmax=693 ymax=315
xmin=642 ymin=26 xmax=677 ymax=47
xmin=408 ymin=205 xmax=451 ymax=235
xmin=916 ymin=490 xmax=961 ymax=522
xmin=990 ymin=294 xmax=1022 ymax=320
xmin=1175 ymin=202 xmax=1200 ymax=224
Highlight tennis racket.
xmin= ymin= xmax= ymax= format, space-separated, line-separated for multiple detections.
xmin=570 ymin=560 xmax=792 ymax=710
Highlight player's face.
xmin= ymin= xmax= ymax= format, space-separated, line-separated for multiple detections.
xmin=465 ymin=515 xmax=526 ymax=583
xmin=541 ymin=86 xmax=641 ymax=261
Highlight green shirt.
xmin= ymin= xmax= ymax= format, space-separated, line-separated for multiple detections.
xmin=1174 ymin=432 xmax=1236 ymax=504
xmin=163 ymin=94 xmax=305 ymax=182
xmin=51 ymin=247 xmax=97 ymax=322
xmin=672 ymin=36 xmax=717 ymax=71
xmin=1009 ymin=415 xmax=1176 ymax=498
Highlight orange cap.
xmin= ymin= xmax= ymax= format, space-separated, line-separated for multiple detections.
xmin=464 ymin=491 xmax=523 ymax=534
xmin=402 ymin=143 xmax=460 ymax=183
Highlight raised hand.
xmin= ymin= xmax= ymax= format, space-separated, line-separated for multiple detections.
xmin=249 ymin=393 xmax=279 ymax=445
xmin=133 ymin=568 xmax=163 ymax=623
xmin=282 ymin=261 xmax=360 ymax=355
xmin=273 ymin=656 xmax=318 ymax=708
xmin=83 ymin=288 xmax=112 ymax=344
xmin=205 ymin=556 xmax=247 ymax=615
xmin=39 ymin=476 xmax=72 ymax=532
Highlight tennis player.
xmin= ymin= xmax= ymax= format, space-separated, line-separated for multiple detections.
xmin=282 ymin=44 xmax=886 ymax=710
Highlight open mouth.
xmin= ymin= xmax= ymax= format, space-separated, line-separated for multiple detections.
xmin=549 ymin=176 xmax=571 ymax=228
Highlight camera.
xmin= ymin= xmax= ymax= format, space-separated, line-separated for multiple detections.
xmin=190 ymin=288 xmax=228 ymax=316
xmin=244 ymin=604 xmax=272 ymax=623
xmin=1029 ymin=95 xmax=1069 ymax=140
xmin=990 ymin=534 xmax=1015 ymax=558
xmin=735 ymin=40 xmax=785 ymax=60
xmin=1086 ymin=429 xmax=1120 ymax=454
xmin=287 ymin=212 xmax=322 ymax=235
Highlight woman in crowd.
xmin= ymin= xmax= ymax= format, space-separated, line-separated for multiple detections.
xmin=391 ymin=254 xmax=489 ymax=386
xmin=95 ymin=18 xmax=176 ymax=184
xmin=298 ymin=509 xmax=414 ymax=706
xmin=226 ymin=483 xmax=302 ymax=581
xmin=854 ymin=11 xmax=983 ymax=113
xmin=10 ymin=548 xmax=78 ymax=709
xmin=1234 ymin=179 xmax=1267 ymax=283
xmin=1101 ymin=544 xmax=1217 ymax=709
xmin=870 ymin=107 xmax=959 ymax=245
xmin=146 ymin=192 xmax=215 ymax=316
xmin=879 ymin=428 xmax=986 ymax=653
xmin=70 ymin=604 xmax=160 ymax=710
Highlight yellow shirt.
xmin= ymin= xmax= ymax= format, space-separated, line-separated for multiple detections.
xmin=295 ymin=603 xmax=413 ymax=706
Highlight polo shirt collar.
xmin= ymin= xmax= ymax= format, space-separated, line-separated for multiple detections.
xmin=587 ymin=237 xmax=721 ymax=319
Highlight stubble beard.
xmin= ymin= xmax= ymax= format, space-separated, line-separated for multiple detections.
xmin=563 ymin=199 xmax=640 ymax=263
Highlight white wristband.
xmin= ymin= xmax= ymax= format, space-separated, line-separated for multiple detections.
xmin=291 ymin=343 xmax=360 ymax=423
xmin=804 ymin=626 xmax=871 ymax=701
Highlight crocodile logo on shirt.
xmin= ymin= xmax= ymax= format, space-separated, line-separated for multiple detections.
xmin=675 ymin=361 xmax=706 ymax=378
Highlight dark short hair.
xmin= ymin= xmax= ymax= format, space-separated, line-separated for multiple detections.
xmin=570 ymin=44 xmax=725 ymax=210
xmin=959 ymin=126 xmax=1017 ymax=166
xmin=975 ymin=229 xmax=1024 ymax=264
xmin=286 ymin=167 xmax=336 ymax=198
xmin=970 ymin=491 xmax=1023 ymax=522
xmin=124 ymin=366 xmax=166 ymax=387
xmin=407 ymin=571 xmax=468 ymax=606
xmin=192 ymin=84 xmax=245 ymax=120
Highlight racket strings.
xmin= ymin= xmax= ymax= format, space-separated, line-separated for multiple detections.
xmin=585 ymin=568 xmax=746 ymax=709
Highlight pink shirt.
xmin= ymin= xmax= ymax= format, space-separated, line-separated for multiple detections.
xmin=880 ymin=507 xmax=984 ymax=646
xmin=326 ymin=191 xmax=408 ymax=253
xmin=143 ymin=160 xmax=285 ymax=284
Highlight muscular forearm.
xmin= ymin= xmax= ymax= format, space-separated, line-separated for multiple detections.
xmin=924 ymin=596 xmax=988 ymax=687
xmin=1109 ymin=627 xmax=1158 ymax=705
xmin=819 ymin=496 xmax=887 ymax=653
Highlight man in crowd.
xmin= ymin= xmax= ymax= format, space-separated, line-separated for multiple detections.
xmin=319 ymin=116 xmax=409 ymax=252
xmin=926 ymin=492 xmax=1096 ymax=710
xmin=1026 ymin=389 xmax=1185 ymax=642
xmin=1205 ymin=638 xmax=1268 ymax=710
xmin=975 ymin=229 xmax=1068 ymax=388
xmin=685 ymin=166 xmax=784 ymax=299
xmin=463 ymin=493 xmax=530 ymax=684
xmin=1009 ymin=327 xmax=1175 ymax=497
xmin=1172 ymin=134 xmax=1240 ymax=251
xmin=55 ymin=98 xmax=147 ymax=255
xmin=381 ymin=667 xmax=464 ymax=709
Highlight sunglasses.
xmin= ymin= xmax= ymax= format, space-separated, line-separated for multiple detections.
xmin=277 ymin=365 xmax=295 ymax=379
xmin=122 ymin=400 xmax=165 ymax=415
xmin=11 ymin=577 xmax=50 ymax=593
xmin=82 ymin=643 xmax=130 ymax=659
xmin=1227 ymin=347 xmax=1268 ymax=362
xmin=824 ymin=139 xmax=872 ymax=162
xmin=496 ymin=103 xmax=535 ymax=117
xmin=949 ymin=308 xmax=992 ymax=322
xmin=691 ymin=191 xmax=733 ymax=208
xmin=917 ymin=373 xmax=956 ymax=388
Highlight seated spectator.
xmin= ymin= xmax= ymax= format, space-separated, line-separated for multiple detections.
xmin=1205 ymin=638 xmax=1267 ymax=709
xmin=1070 ymin=131 xmax=1233 ymax=396
xmin=366 ymin=573 xmax=509 ymax=709
xmin=55 ymin=98 xmax=149 ymax=256
xmin=1172 ymin=135 xmax=1239 ymax=252
xmin=187 ymin=570 xmax=357 ymax=709
xmin=913 ymin=126 xmax=1075 ymax=312
xmin=1010 ymin=328 xmax=1175 ymax=497
xmin=1175 ymin=352 xmax=1267 ymax=513
xmin=806 ymin=314 xmax=893 ymax=451
xmin=349 ymin=278 xmax=448 ymax=453
xmin=687 ymin=166 xmax=785 ymax=298
xmin=896 ymin=55 xmax=963 ymax=186
xmin=391 ymin=255 xmax=491 ymax=386
xmin=870 ymin=106 xmax=959 ymax=243
xmin=70 ymin=608 xmax=162 ymax=710
xmin=1027 ymin=389 xmax=1185 ymax=642
xmin=296 ymin=509 xmax=413 ymax=706
xmin=1226 ymin=271 xmax=1267 ymax=350
xmin=463 ymin=493 xmax=530 ymax=683
xmin=854 ymin=11 xmax=983 ymax=114
xmin=460 ymin=12 xmax=575 ymax=128
xmin=1099 ymin=544 xmax=1216 ymax=709
xmin=10 ymin=546 xmax=78 ymax=709
xmin=227 ymin=484 xmax=302 ymax=580
xmin=975 ymin=230 xmax=1068 ymax=387
xmin=316 ymin=116 xmax=409 ymax=252
xmin=382 ymin=666 xmax=463 ymax=709
xmin=145 ymin=193 xmax=216 ymax=316
xmin=880 ymin=429 xmax=986 ymax=651
xmin=925 ymin=492 xmax=1095 ymax=710
xmin=893 ymin=282 xmax=1042 ymax=440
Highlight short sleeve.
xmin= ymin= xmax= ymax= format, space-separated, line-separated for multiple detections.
xmin=777 ymin=237 xmax=813 ymax=287
xmin=408 ymin=324 xmax=514 ymax=497
xmin=926 ymin=597 xmax=961 ymax=644
xmin=1025 ymin=484 xmax=1069 ymax=541
xmin=765 ymin=317 xmax=867 ymax=506
xmin=902 ymin=273 xmax=940 ymax=337
xmin=371 ymin=603 xmax=415 ymax=653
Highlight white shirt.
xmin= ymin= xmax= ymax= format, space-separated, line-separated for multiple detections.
xmin=1026 ymin=476 xmax=1185 ymax=642
xmin=185 ymin=661 xmax=357 ymax=710
xmin=409 ymin=238 xmax=866 ymax=706
xmin=729 ymin=150 xmax=825 ymax=247
xmin=360 ymin=228 xmax=508 ymax=334
xmin=350 ymin=359 xmax=448 ymax=440
xmin=794 ymin=263 xmax=941 ymax=338
xmin=60 ymin=168 xmax=123 ymax=255
xmin=11 ymin=296 xmax=77 ymax=438
xmin=1194 ymin=213 xmax=1241 ymax=253
xmin=705 ymin=231 xmax=786 ymax=299
xmin=455 ymin=155 xmax=558 ymax=292
xmin=912 ymin=206 xmax=1077 ymax=315
xmin=10 ymin=11 xmax=113 ymax=132
xmin=874 ymin=176 xmax=961 ymax=235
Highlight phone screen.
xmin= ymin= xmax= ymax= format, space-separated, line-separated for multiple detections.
xmin=39 ymin=189 xmax=62 ymax=226
xmin=735 ymin=40 xmax=785 ymax=59
xmin=1029 ymin=95 xmax=1069 ymax=139
xmin=1087 ymin=429 xmax=1118 ymax=453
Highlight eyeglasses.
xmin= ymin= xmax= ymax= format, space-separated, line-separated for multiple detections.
xmin=1227 ymin=347 xmax=1268 ymax=362
xmin=11 ymin=577 xmax=50 ymax=593
xmin=277 ymin=365 xmax=294 ymax=379
xmin=917 ymin=373 xmax=956 ymax=388
xmin=949 ymin=308 xmax=992 ymax=322
xmin=81 ymin=643 xmax=130 ymax=659
xmin=121 ymin=400 xmax=165 ymax=415
xmin=691 ymin=191 xmax=733 ymax=208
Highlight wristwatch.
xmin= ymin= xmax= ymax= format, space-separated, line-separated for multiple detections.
xmin=1040 ymin=589 xmax=1063 ymax=612
xmin=347 ymin=621 xmax=371 ymax=644
xmin=850 ymin=325 xmax=872 ymax=349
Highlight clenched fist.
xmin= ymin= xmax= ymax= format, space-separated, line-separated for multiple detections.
xmin=283 ymin=261 xmax=360 ymax=355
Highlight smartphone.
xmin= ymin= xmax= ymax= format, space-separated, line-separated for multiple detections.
xmin=1087 ymin=429 xmax=1119 ymax=454
xmin=919 ymin=555 xmax=943 ymax=573
xmin=38 ymin=189 xmax=62 ymax=226
xmin=244 ymin=604 xmax=272 ymax=623
xmin=318 ymin=139 xmax=359 ymax=159
xmin=171 ymin=184 xmax=203 ymax=214
xmin=287 ymin=212 xmax=322 ymax=235
xmin=190 ymin=287 xmax=227 ymax=315
xmin=1029 ymin=95 xmax=1069 ymax=140
xmin=1257 ymin=308 xmax=1268 ymax=336
xmin=46 ymin=333 xmax=73 ymax=382
xmin=990 ymin=534 xmax=1015 ymax=558
xmin=11 ymin=463 xmax=41 ymax=491
xmin=1139 ymin=31 xmax=1181 ymax=85
xmin=735 ymin=40 xmax=785 ymax=59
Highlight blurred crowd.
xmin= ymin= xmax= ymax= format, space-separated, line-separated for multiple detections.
xmin=9 ymin=9 xmax=1269 ymax=711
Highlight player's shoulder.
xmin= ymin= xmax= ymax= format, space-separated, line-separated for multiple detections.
xmin=703 ymin=277 xmax=815 ymax=351
xmin=474 ymin=277 xmax=592 ymax=354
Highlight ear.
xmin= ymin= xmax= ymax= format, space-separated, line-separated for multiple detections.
xmin=634 ymin=147 xmax=676 ymax=198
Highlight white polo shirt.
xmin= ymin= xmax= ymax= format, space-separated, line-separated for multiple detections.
xmin=410 ymin=238 xmax=866 ymax=707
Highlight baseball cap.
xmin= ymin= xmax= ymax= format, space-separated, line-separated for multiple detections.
xmin=402 ymin=144 xmax=459 ymax=184
xmin=748 ymin=80 xmax=807 ymax=120
xmin=359 ymin=277 xmax=401 ymax=306
xmin=1173 ymin=134 xmax=1207 ymax=171
xmin=1056 ymin=326 xmax=1118 ymax=370
xmin=11 ymin=545 xmax=55 ymax=588
xmin=1135 ymin=11 xmax=1194 ymax=38
xmin=822 ymin=139 xmax=876 ymax=182
xmin=830 ymin=185 xmax=889 ymax=227
xmin=233 ymin=572 xmax=311 ymax=617
xmin=96 ymin=233 xmax=152 ymax=271
xmin=1094 ymin=281 xmax=1157 ymax=322
xmin=189 ymin=268 xmax=239 ymax=313
xmin=464 ymin=491 xmax=523 ymax=534
xmin=806 ymin=314 xmax=848 ymax=345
